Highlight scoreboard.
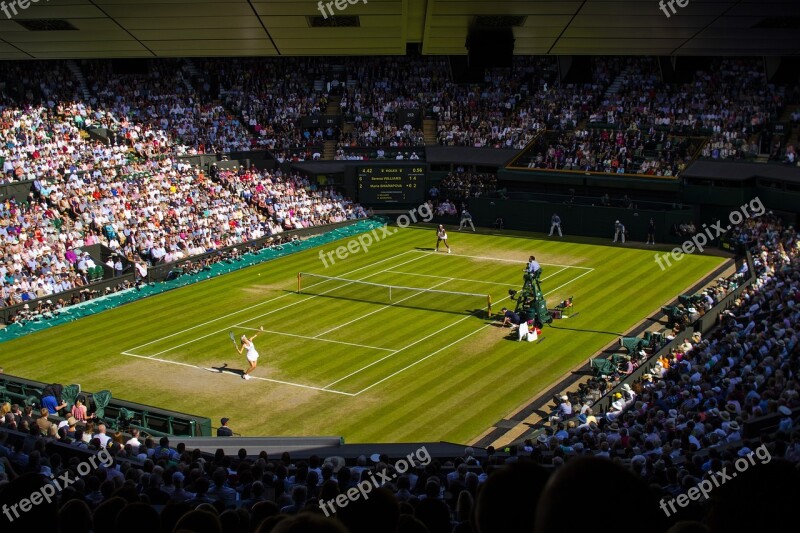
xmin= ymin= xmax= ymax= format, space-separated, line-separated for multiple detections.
xmin=357 ymin=165 xmax=425 ymax=204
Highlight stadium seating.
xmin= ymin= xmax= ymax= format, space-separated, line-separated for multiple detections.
xmin=0 ymin=54 xmax=799 ymax=533
xmin=619 ymin=336 xmax=644 ymax=354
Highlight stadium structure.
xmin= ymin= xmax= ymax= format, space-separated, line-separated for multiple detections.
xmin=0 ymin=1 xmax=799 ymax=531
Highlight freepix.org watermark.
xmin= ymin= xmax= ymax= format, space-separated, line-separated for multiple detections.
xmin=317 ymin=0 xmax=367 ymax=19
xmin=659 ymin=444 xmax=771 ymax=516
xmin=1 ymin=0 xmax=48 ymax=20
xmin=319 ymin=445 xmax=431 ymax=517
xmin=2 ymin=448 xmax=113 ymax=523
xmin=654 ymin=197 xmax=765 ymax=271
xmin=318 ymin=203 xmax=433 ymax=268
xmin=658 ymin=0 xmax=690 ymax=18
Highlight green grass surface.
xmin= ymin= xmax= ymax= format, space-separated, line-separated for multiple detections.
xmin=1 ymin=226 xmax=725 ymax=443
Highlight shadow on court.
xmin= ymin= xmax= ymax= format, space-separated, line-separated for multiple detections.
xmin=548 ymin=324 xmax=622 ymax=336
xmin=207 ymin=363 xmax=246 ymax=377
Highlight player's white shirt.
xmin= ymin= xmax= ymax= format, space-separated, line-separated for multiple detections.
xmin=437 ymin=228 xmax=447 ymax=239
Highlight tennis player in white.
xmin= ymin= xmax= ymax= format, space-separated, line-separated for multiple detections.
xmin=238 ymin=326 xmax=264 ymax=380
xmin=436 ymin=224 xmax=451 ymax=253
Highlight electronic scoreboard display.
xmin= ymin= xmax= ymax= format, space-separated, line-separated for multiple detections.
xmin=357 ymin=166 xmax=425 ymax=204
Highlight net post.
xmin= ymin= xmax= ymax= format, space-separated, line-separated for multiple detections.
xmin=487 ymin=295 xmax=492 ymax=317
xmin=297 ymin=272 xmax=301 ymax=293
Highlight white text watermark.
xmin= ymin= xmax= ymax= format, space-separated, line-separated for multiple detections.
xmin=658 ymin=0 xmax=690 ymax=18
xmin=2 ymin=448 xmax=113 ymax=523
xmin=1 ymin=0 xmax=48 ymax=20
xmin=317 ymin=0 xmax=367 ymax=19
xmin=654 ymin=197 xmax=764 ymax=271
xmin=319 ymin=203 xmax=433 ymax=268
xmin=659 ymin=444 xmax=771 ymax=516
xmin=319 ymin=445 xmax=431 ymax=516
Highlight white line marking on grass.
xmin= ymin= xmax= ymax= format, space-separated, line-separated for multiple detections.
xmin=126 ymin=250 xmax=417 ymax=352
xmin=387 ymin=267 xmax=568 ymax=284
xmin=313 ymin=278 xmax=452 ymax=338
xmin=340 ymin=268 xmax=595 ymax=395
xmin=352 ymin=324 xmax=493 ymax=395
xmin=121 ymin=351 xmax=355 ymax=396
xmin=238 ymin=327 xmax=397 ymax=352
xmin=410 ymin=250 xmax=594 ymax=270
xmin=542 ymin=269 xmax=594 ymax=295
xmin=541 ymin=267 xmax=567 ymax=281
xmin=136 ymin=253 xmax=431 ymax=358
xmin=321 ymin=295 xmax=512 ymax=390
xmin=384 ymin=270 xmax=513 ymax=287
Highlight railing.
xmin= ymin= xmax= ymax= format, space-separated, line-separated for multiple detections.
xmin=592 ymin=251 xmax=755 ymax=415
xmin=0 ymin=373 xmax=212 ymax=438
xmin=526 ymin=249 xmax=754 ymax=437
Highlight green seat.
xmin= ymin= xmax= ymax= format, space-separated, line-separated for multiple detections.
xmin=620 ymin=336 xmax=643 ymax=354
xmin=590 ymin=358 xmax=616 ymax=376
xmin=662 ymin=306 xmax=684 ymax=324
xmin=62 ymin=384 xmax=81 ymax=410
xmin=92 ymin=390 xmax=112 ymax=421
xmin=611 ymin=353 xmax=629 ymax=365
xmin=93 ymin=265 xmax=105 ymax=281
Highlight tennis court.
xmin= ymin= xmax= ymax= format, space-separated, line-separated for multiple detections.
xmin=121 ymin=249 xmax=593 ymax=396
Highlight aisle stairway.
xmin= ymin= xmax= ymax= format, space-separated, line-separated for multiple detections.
xmin=66 ymin=60 xmax=91 ymax=100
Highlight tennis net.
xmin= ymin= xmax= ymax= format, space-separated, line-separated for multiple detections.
xmin=297 ymin=272 xmax=492 ymax=316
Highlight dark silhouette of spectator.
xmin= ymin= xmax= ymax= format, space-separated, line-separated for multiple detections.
xmin=57 ymin=499 xmax=93 ymax=533
xmin=475 ymin=462 xmax=550 ymax=533
xmin=706 ymin=460 xmax=800 ymax=533
xmin=115 ymin=502 xmax=159 ymax=533
xmin=91 ymin=497 xmax=127 ymax=533
xmin=535 ymin=457 xmax=666 ymax=533
xmin=174 ymin=509 xmax=222 ymax=533
xmin=270 ymin=513 xmax=349 ymax=533
xmin=338 ymin=487 xmax=400 ymax=533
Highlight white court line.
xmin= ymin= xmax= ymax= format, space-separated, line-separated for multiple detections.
xmin=384 ymin=271 xmax=511 ymax=287
xmin=386 ymin=267 xmax=568 ymax=285
xmin=336 ymin=267 xmax=595 ymax=395
xmin=239 ymin=327 xmax=396 ymax=352
xmin=410 ymin=249 xmax=595 ymax=270
xmin=319 ymin=295 xmax=509 ymax=390
xmin=353 ymin=324 xmax=493 ymax=395
xmin=141 ymin=254 xmax=434 ymax=357
xmin=313 ymin=278 xmax=452 ymax=338
xmin=140 ymin=253 xmax=431 ymax=358
xmin=127 ymin=250 xmax=417 ymax=352
xmin=120 ymin=351 xmax=355 ymax=396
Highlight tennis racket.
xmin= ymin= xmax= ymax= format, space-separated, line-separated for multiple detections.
xmin=228 ymin=331 xmax=237 ymax=348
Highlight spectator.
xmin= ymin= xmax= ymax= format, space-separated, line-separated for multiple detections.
xmin=217 ymin=417 xmax=233 ymax=437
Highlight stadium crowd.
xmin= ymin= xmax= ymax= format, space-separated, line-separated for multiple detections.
xmin=522 ymin=128 xmax=696 ymax=176
xmin=0 ymin=158 xmax=364 ymax=314
xmin=3 ymin=56 xmax=794 ymax=179
xmin=4 ymin=206 xmax=796 ymax=531
xmin=430 ymin=172 xmax=497 ymax=209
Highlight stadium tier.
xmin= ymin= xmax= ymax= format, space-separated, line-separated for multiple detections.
xmin=1 ymin=8 xmax=800 ymax=532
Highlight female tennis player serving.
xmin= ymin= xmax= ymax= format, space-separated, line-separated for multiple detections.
xmin=238 ymin=326 xmax=264 ymax=380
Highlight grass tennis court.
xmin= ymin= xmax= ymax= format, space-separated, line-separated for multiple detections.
xmin=1 ymin=225 xmax=725 ymax=443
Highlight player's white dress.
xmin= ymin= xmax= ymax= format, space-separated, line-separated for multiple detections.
xmin=246 ymin=342 xmax=260 ymax=362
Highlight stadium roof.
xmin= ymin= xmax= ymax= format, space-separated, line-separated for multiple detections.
xmin=0 ymin=0 xmax=798 ymax=59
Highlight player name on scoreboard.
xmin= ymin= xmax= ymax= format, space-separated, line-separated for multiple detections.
xmin=358 ymin=166 xmax=425 ymax=204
